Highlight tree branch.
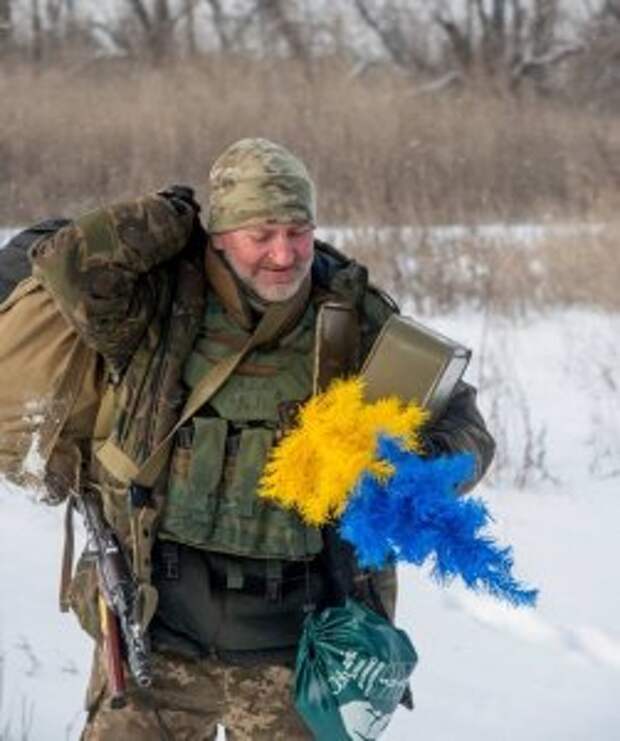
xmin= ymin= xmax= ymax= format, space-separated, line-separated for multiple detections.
xmin=354 ymin=0 xmax=431 ymax=72
xmin=511 ymin=42 xmax=584 ymax=82
xmin=435 ymin=11 xmax=473 ymax=68
xmin=89 ymin=19 xmax=134 ymax=55
xmin=126 ymin=0 xmax=152 ymax=32
xmin=410 ymin=70 xmax=464 ymax=96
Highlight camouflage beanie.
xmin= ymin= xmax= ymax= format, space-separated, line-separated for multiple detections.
xmin=207 ymin=138 xmax=316 ymax=234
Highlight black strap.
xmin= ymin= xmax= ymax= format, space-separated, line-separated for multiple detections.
xmin=159 ymin=542 xmax=180 ymax=581
xmin=0 ymin=218 xmax=71 ymax=301
xmin=129 ymin=482 xmax=153 ymax=509
xmin=265 ymin=560 xmax=283 ymax=602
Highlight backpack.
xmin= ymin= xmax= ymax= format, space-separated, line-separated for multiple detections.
xmin=0 ymin=221 xmax=100 ymax=501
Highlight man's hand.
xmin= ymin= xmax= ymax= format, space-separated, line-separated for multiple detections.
xmin=157 ymin=185 xmax=201 ymax=217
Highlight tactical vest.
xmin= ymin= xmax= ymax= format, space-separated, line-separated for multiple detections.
xmin=159 ymin=290 xmax=323 ymax=560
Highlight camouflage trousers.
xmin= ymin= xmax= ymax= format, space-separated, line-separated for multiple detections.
xmin=80 ymin=647 xmax=312 ymax=741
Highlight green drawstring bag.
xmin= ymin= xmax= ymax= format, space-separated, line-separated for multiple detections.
xmin=294 ymin=599 xmax=418 ymax=740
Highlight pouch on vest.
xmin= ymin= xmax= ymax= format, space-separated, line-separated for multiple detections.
xmin=162 ymin=417 xmax=228 ymax=543
xmin=160 ymin=417 xmax=323 ymax=560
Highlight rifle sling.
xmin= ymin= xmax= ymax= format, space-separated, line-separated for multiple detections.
xmin=59 ymin=496 xmax=76 ymax=612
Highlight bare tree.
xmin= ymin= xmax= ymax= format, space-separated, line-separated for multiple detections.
xmin=126 ymin=0 xmax=174 ymax=60
xmin=255 ymin=0 xmax=309 ymax=62
xmin=432 ymin=0 xmax=582 ymax=92
xmin=569 ymin=0 xmax=620 ymax=109
xmin=0 ymin=0 xmax=12 ymax=49
xmin=90 ymin=0 xmax=200 ymax=62
xmin=203 ymin=0 xmax=232 ymax=52
xmin=31 ymin=0 xmax=43 ymax=62
xmin=200 ymin=0 xmax=261 ymax=53
xmin=352 ymin=0 xmax=434 ymax=73
xmin=351 ymin=1 xmax=582 ymax=93
xmin=601 ymin=0 xmax=620 ymax=22
xmin=184 ymin=0 xmax=197 ymax=55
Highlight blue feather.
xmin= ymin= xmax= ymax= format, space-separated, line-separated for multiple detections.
xmin=339 ymin=435 xmax=538 ymax=607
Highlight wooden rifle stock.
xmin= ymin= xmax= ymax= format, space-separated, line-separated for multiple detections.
xmin=78 ymin=490 xmax=152 ymax=707
xmin=98 ymin=595 xmax=127 ymax=709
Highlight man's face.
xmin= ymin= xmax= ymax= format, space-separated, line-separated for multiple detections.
xmin=212 ymin=223 xmax=315 ymax=302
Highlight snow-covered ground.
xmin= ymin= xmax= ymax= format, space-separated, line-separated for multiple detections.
xmin=386 ymin=309 xmax=620 ymax=740
xmin=1 ymin=227 xmax=619 ymax=740
xmin=317 ymin=221 xmax=605 ymax=249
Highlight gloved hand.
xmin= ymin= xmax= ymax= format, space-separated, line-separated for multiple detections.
xmin=157 ymin=185 xmax=201 ymax=217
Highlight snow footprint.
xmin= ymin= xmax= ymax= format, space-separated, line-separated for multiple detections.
xmin=446 ymin=590 xmax=620 ymax=670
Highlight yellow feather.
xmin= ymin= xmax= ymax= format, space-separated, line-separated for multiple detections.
xmin=259 ymin=377 xmax=428 ymax=525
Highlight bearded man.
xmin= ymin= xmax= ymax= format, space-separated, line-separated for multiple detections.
xmin=30 ymin=138 xmax=495 ymax=740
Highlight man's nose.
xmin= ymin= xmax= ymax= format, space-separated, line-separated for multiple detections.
xmin=268 ymin=235 xmax=296 ymax=267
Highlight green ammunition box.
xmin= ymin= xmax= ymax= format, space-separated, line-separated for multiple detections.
xmin=361 ymin=314 xmax=471 ymax=419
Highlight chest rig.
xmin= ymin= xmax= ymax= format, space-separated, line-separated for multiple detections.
xmin=158 ymin=245 xmax=363 ymax=564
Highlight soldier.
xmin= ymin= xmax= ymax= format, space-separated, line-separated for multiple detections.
xmin=30 ymin=138 xmax=495 ymax=740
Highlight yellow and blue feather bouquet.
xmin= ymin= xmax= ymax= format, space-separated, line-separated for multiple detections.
xmin=260 ymin=378 xmax=537 ymax=607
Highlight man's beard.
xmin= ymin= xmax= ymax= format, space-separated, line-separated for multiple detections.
xmin=223 ymin=253 xmax=312 ymax=303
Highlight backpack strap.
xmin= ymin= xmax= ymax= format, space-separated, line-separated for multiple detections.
xmin=93 ymin=381 xmax=117 ymax=444
xmin=59 ymin=496 xmax=77 ymax=612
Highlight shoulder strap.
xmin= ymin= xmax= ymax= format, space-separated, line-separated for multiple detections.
xmin=59 ymin=496 xmax=76 ymax=612
xmin=313 ymin=300 xmax=361 ymax=392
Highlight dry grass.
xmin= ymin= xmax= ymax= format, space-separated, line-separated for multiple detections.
xmin=2 ymin=57 xmax=618 ymax=313
xmin=337 ymin=223 xmax=620 ymax=314
xmin=1 ymin=56 xmax=619 ymax=226
xmin=535 ymin=229 xmax=620 ymax=312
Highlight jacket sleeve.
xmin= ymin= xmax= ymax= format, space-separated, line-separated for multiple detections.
xmin=422 ymin=380 xmax=496 ymax=490
xmin=29 ymin=193 xmax=196 ymax=375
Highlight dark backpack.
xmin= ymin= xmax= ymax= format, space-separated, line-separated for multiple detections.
xmin=0 ymin=219 xmax=71 ymax=301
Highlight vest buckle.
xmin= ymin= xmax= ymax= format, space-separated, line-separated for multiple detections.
xmin=160 ymin=542 xmax=180 ymax=580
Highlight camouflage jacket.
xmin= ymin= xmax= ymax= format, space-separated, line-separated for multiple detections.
xmin=30 ymin=192 xmax=495 ymax=634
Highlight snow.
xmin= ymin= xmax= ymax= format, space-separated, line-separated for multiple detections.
xmin=0 ymin=229 xmax=19 ymax=248
xmin=1 ymin=232 xmax=620 ymax=740
xmin=390 ymin=482 xmax=620 ymax=741
xmin=0 ymin=483 xmax=91 ymax=741
xmin=317 ymin=221 xmax=604 ymax=249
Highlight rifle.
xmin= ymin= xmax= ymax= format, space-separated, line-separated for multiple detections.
xmin=76 ymin=488 xmax=152 ymax=708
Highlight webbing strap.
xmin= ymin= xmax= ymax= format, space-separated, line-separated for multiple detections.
xmin=95 ymin=440 xmax=140 ymax=484
xmin=226 ymin=561 xmax=244 ymax=590
xmin=265 ymin=560 xmax=283 ymax=602
xmin=59 ymin=496 xmax=76 ymax=612
xmin=41 ymin=335 xmax=94 ymax=465
xmin=93 ymin=382 xmax=117 ymax=443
